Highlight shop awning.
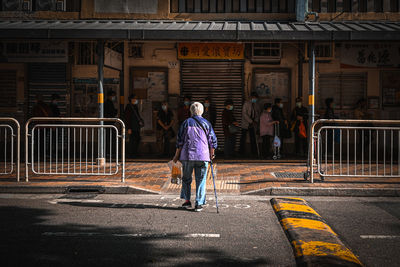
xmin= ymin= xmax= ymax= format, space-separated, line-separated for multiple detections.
xmin=0 ymin=20 xmax=399 ymax=41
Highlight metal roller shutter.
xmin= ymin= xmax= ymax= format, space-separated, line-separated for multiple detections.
xmin=28 ymin=63 xmax=68 ymax=117
xmin=318 ymin=72 xmax=367 ymax=111
xmin=180 ymin=60 xmax=244 ymax=151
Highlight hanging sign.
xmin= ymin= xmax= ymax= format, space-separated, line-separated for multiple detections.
xmin=340 ymin=43 xmax=400 ymax=68
xmin=178 ymin=43 xmax=244 ymax=60
xmin=0 ymin=41 xmax=68 ymax=63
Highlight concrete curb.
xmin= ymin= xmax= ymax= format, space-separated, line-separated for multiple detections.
xmin=0 ymin=185 xmax=159 ymax=195
xmin=271 ymin=197 xmax=363 ymax=267
xmin=244 ymin=187 xmax=400 ymax=197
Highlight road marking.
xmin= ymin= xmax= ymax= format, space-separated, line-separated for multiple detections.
xmin=360 ymin=235 xmax=400 ymax=239
xmin=48 ymin=199 xmax=104 ymax=204
xmin=42 ymin=232 xmax=220 ymax=238
xmin=184 ymin=234 xmax=220 ymax=238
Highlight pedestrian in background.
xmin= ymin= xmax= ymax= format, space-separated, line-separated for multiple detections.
xmin=32 ymin=94 xmax=51 ymax=117
xmin=291 ymin=97 xmax=308 ymax=157
xmin=49 ymin=94 xmax=61 ymax=117
xmin=178 ymin=96 xmax=191 ymax=126
xmin=104 ymin=90 xmax=117 ymax=118
xmin=272 ymin=98 xmax=289 ymax=157
xmin=260 ymin=103 xmax=278 ymax=159
xmin=203 ymin=97 xmax=216 ymax=127
xmin=157 ymin=101 xmax=175 ymax=157
xmin=173 ymin=102 xmax=217 ymax=212
xmin=222 ymin=99 xmax=239 ymax=158
xmin=124 ymin=94 xmax=144 ymax=158
xmin=240 ymin=92 xmax=260 ymax=158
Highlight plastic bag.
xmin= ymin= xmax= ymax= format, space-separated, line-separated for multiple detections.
xmin=299 ymin=121 xmax=307 ymax=138
xmin=167 ymin=160 xmax=182 ymax=185
xmin=273 ymin=135 xmax=281 ymax=148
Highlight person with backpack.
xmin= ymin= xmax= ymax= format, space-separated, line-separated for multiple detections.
xmin=173 ymin=102 xmax=217 ymax=212
xmin=291 ymin=97 xmax=308 ymax=157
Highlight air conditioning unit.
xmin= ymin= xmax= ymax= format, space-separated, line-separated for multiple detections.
xmin=2 ymin=0 xmax=22 ymax=11
xmin=22 ymin=0 xmax=31 ymax=11
xmin=36 ymin=0 xmax=54 ymax=10
xmin=56 ymin=0 xmax=65 ymax=11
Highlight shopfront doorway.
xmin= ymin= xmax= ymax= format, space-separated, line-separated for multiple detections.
xmin=180 ymin=60 xmax=244 ymax=152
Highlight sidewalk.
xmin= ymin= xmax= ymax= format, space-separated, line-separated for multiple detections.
xmin=0 ymin=160 xmax=399 ymax=196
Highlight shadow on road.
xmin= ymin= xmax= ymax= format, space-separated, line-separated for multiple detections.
xmin=0 ymin=205 xmax=269 ymax=266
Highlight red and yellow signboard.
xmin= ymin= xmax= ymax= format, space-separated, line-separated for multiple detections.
xmin=178 ymin=43 xmax=244 ymax=60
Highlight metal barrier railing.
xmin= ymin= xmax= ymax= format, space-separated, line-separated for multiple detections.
xmin=25 ymin=117 xmax=125 ymax=182
xmin=0 ymin=118 xmax=20 ymax=181
xmin=308 ymin=120 xmax=400 ymax=183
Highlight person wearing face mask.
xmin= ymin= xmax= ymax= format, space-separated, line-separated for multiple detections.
xmin=222 ymin=99 xmax=239 ymax=158
xmin=124 ymin=94 xmax=144 ymax=158
xmin=272 ymin=98 xmax=290 ymax=156
xmin=260 ymin=103 xmax=279 ymax=159
xmin=240 ymin=92 xmax=261 ymax=158
xmin=291 ymin=97 xmax=308 ymax=157
xmin=104 ymin=90 xmax=118 ymax=118
xmin=178 ymin=96 xmax=192 ymax=126
xmin=202 ymin=97 xmax=216 ymax=127
xmin=156 ymin=101 xmax=175 ymax=157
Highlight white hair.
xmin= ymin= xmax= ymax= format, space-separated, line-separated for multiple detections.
xmin=190 ymin=102 xmax=204 ymax=116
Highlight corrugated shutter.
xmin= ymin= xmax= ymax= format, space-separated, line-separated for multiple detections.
xmin=28 ymin=63 xmax=68 ymax=117
xmin=0 ymin=70 xmax=17 ymax=108
xmin=180 ymin=60 xmax=244 ymax=151
xmin=318 ymin=72 xmax=367 ymax=110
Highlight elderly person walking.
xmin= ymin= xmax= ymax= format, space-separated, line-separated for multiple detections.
xmin=173 ymin=102 xmax=218 ymax=212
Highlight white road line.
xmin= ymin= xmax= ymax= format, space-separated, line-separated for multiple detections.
xmin=42 ymin=232 xmax=220 ymax=238
xmin=360 ymin=235 xmax=400 ymax=239
xmin=184 ymin=234 xmax=220 ymax=238
xmin=48 ymin=199 xmax=104 ymax=204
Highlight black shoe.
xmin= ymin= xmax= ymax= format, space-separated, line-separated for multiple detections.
xmin=182 ymin=201 xmax=192 ymax=209
xmin=194 ymin=205 xmax=203 ymax=212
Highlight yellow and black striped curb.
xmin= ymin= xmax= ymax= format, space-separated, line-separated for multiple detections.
xmin=271 ymin=197 xmax=363 ymax=267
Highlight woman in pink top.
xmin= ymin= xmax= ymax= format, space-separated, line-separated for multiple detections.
xmin=260 ymin=103 xmax=278 ymax=159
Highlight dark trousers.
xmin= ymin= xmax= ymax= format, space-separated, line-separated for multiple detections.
xmin=295 ymin=134 xmax=308 ymax=156
xmin=128 ymin=131 xmax=141 ymax=158
xmin=240 ymin=127 xmax=257 ymax=156
xmin=262 ymin=135 xmax=272 ymax=158
xmin=224 ymin=135 xmax=236 ymax=158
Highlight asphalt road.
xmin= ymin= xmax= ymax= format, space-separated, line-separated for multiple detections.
xmin=0 ymin=194 xmax=399 ymax=267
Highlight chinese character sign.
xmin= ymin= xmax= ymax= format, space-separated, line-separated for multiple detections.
xmin=178 ymin=43 xmax=244 ymax=60
xmin=340 ymin=43 xmax=400 ymax=68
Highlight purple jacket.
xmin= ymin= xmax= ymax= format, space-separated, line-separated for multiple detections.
xmin=177 ymin=116 xmax=218 ymax=162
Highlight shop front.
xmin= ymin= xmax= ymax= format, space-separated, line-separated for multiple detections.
xmin=0 ymin=20 xmax=399 ymax=158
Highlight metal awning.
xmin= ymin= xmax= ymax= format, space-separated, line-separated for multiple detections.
xmin=0 ymin=20 xmax=399 ymax=41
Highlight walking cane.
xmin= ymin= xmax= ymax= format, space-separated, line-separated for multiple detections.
xmin=209 ymin=161 xmax=219 ymax=214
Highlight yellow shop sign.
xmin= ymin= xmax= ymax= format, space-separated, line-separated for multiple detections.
xmin=178 ymin=43 xmax=244 ymax=60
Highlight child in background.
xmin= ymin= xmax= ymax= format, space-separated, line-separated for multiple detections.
xmin=260 ymin=103 xmax=278 ymax=159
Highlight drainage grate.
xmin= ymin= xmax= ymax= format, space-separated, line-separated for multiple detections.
xmin=66 ymin=186 xmax=105 ymax=194
xmin=272 ymin=172 xmax=305 ymax=178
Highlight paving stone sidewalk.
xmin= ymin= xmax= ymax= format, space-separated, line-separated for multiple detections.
xmin=1 ymin=160 xmax=399 ymax=195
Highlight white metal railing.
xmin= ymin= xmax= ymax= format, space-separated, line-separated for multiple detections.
xmin=308 ymin=120 xmax=400 ymax=183
xmin=0 ymin=118 xmax=20 ymax=181
xmin=25 ymin=117 xmax=125 ymax=182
